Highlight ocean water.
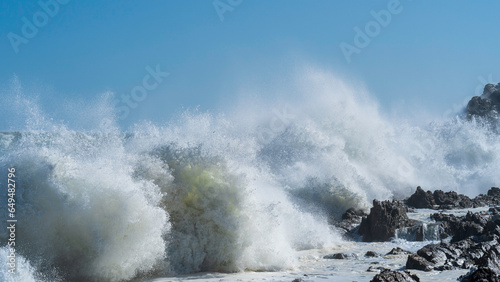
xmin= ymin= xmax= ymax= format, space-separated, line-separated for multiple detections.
xmin=1 ymin=69 xmax=499 ymax=281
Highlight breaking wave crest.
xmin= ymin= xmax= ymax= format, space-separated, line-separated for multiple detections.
xmin=1 ymin=68 xmax=499 ymax=281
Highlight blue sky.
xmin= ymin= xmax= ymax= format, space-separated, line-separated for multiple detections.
xmin=1 ymin=0 xmax=500 ymax=130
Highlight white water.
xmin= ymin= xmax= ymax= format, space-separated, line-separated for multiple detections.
xmin=0 ymin=68 xmax=499 ymax=281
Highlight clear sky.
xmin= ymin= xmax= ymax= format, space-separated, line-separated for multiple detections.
xmin=1 ymin=0 xmax=500 ymax=130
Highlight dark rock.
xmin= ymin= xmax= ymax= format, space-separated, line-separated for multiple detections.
xmin=291 ymin=279 xmax=304 ymax=282
xmin=416 ymin=225 xmax=424 ymax=241
xmin=370 ymin=269 xmax=420 ymax=282
xmin=466 ymin=83 xmax=500 ymax=122
xmin=433 ymin=190 xmax=475 ymax=209
xmin=336 ymin=208 xmax=368 ymax=239
xmin=367 ymin=266 xmax=388 ymax=272
xmin=407 ymin=186 xmax=435 ymax=209
xmin=417 ymin=244 xmax=448 ymax=266
xmin=488 ymin=187 xmax=500 ymax=197
xmin=342 ymin=207 xmax=367 ymax=220
xmin=430 ymin=211 xmax=493 ymax=242
xmin=473 ymin=188 xmax=500 ymax=207
xmin=431 ymin=212 xmax=459 ymax=238
xmin=406 ymin=254 xmax=434 ymax=271
xmin=358 ymin=200 xmax=416 ymax=242
xmin=365 ymin=251 xmax=378 ymax=257
xmin=323 ymin=253 xmax=347 ymax=259
xmin=460 ymin=267 xmax=500 ymax=282
xmin=385 ymin=247 xmax=412 ymax=256
xmin=452 ymin=221 xmax=483 ymax=242
xmin=475 ymin=244 xmax=500 ymax=273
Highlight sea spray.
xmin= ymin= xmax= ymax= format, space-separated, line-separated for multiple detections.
xmin=2 ymin=67 xmax=500 ymax=280
xmin=0 ymin=130 xmax=169 ymax=281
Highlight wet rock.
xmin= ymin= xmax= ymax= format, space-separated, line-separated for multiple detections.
xmin=433 ymin=190 xmax=475 ymax=209
xmin=336 ymin=208 xmax=368 ymax=238
xmin=417 ymin=244 xmax=448 ymax=266
xmin=473 ymin=187 xmax=500 ymax=207
xmin=416 ymin=225 xmax=424 ymax=241
xmin=342 ymin=207 xmax=367 ymax=220
xmin=406 ymin=186 xmax=483 ymax=210
xmin=460 ymin=267 xmax=500 ymax=282
xmin=358 ymin=200 xmax=416 ymax=242
xmin=365 ymin=251 xmax=379 ymax=257
xmin=466 ymin=83 xmax=500 ymax=122
xmin=452 ymin=221 xmax=483 ymax=243
xmin=370 ymin=269 xmax=420 ymax=282
xmin=385 ymin=247 xmax=412 ymax=256
xmin=407 ymin=186 xmax=435 ymax=209
xmin=475 ymin=244 xmax=500 ymax=273
xmin=367 ymin=266 xmax=388 ymax=272
xmin=488 ymin=187 xmax=500 ymax=197
xmin=323 ymin=253 xmax=348 ymax=259
xmin=430 ymin=210 xmax=493 ymax=242
xmin=406 ymin=254 xmax=434 ymax=271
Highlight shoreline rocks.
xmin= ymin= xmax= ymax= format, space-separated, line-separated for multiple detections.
xmin=370 ymin=269 xmax=420 ymax=282
xmin=358 ymin=200 xmax=416 ymax=242
xmin=336 ymin=185 xmax=500 ymax=282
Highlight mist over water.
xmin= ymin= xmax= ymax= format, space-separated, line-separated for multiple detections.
xmin=1 ymin=68 xmax=499 ymax=281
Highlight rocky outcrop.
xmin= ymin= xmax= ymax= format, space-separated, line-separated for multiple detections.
xmin=406 ymin=208 xmax=500 ymax=274
xmin=460 ymin=244 xmax=500 ymax=281
xmin=337 ymin=207 xmax=367 ymax=235
xmin=406 ymin=186 xmax=481 ymax=210
xmin=406 ymin=187 xmax=500 ymax=210
xmin=385 ymin=247 xmax=412 ymax=256
xmin=407 ymin=186 xmax=435 ymax=208
xmin=430 ymin=210 xmax=493 ymax=242
xmin=370 ymin=269 xmax=420 ymax=282
xmin=466 ymin=83 xmax=500 ymax=122
xmin=323 ymin=253 xmax=349 ymax=259
xmin=460 ymin=267 xmax=499 ymax=282
xmin=406 ymin=254 xmax=434 ymax=272
xmin=358 ymin=200 xmax=416 ymax=242
xmin=433 ymin=190 xmax=476 ymax=209
xmin=365 ymin=251 xmax=379 ymax=257
xmin=474 ymin=187 xmax=500 ymax=207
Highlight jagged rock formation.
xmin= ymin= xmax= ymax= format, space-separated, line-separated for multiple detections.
xmin=406 ymin=186 xmax=500 ymax=210
xmin=466 ymin=83 xmax=500 ymax=122
xmin=358 ymin=200 xmax=415 ymax=242
xmin=370 ymin=269 xmax=420 ymax=282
